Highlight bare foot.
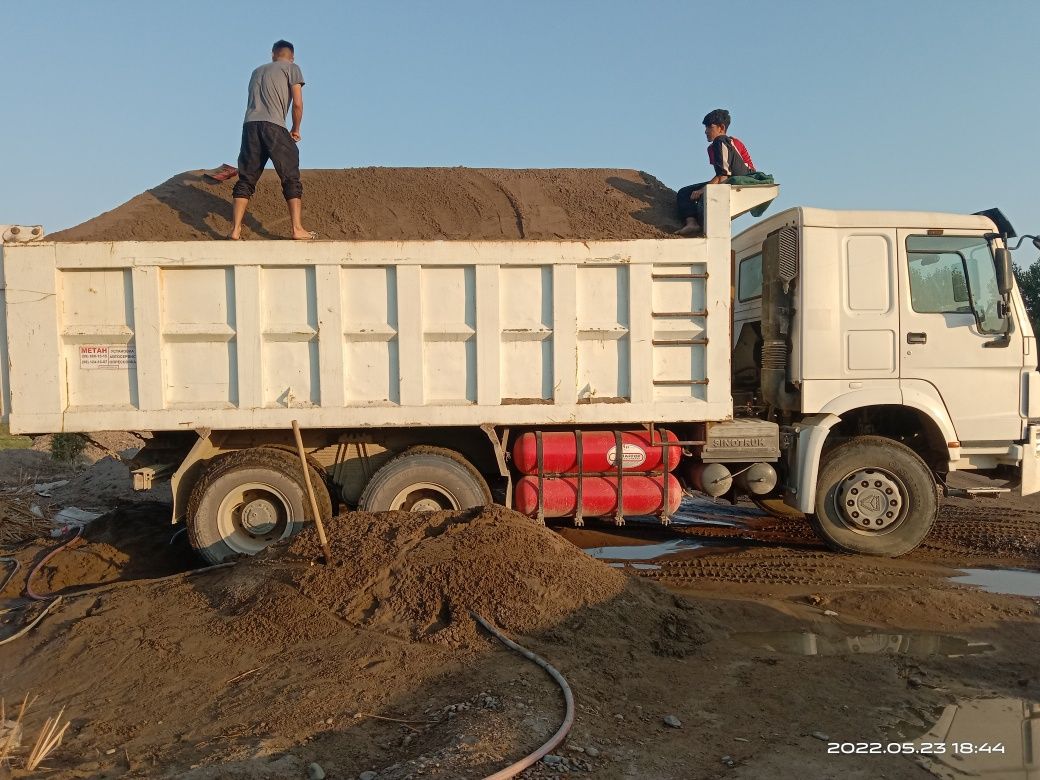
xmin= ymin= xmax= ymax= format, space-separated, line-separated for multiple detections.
xmin=292 ymin=229 xmax=316 ymax=240
xmin=228 ymin=232 xmax=241 ymax=240
xmin=676 ymin=222 xmax=701 ymax=237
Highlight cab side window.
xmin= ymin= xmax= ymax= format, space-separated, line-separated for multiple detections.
xmin=907 ymin=235 xmax=1003 ymax=333
xmin=738 ymin=252 xmax=763 ymax=302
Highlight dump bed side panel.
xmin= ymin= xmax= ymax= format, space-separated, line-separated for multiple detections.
xmin=3 ymin=204 xmax=739 ymax=434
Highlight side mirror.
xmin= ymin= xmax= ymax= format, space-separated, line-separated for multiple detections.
xmin=995 ymin=247 xmax=1013 ymax=295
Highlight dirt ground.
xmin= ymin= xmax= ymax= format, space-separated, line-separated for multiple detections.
xmin=0 ymin=452 xmax=1038 ymax=779
xmin=45 ymin=168 xmax=681 ymax=242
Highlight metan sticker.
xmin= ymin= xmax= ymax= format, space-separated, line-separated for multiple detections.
xmin=79 ymin=345 xmax=136 ymax=370
xmin=606 ymin=443 xmax=647 ymax=467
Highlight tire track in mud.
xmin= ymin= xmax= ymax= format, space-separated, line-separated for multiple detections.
xmin=589 ymin=498 xmax=1040 ymax=591
xmin=669 ymin=518 xmax=819 ymax=547
xmin=631 ymin=549 xmax=941 ymax=590
xmin=919 ymin=502 xmax=1040 ymax=566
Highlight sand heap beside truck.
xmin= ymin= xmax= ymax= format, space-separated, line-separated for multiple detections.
xmin=2 ymin=174 xmax=1038 ymax=562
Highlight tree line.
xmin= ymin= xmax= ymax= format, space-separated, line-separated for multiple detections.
xmin=1017 ymin=256 xmax=1040 ymax=329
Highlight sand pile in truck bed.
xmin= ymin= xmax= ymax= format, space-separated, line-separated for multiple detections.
xmin=214 ymin=505 xmax=628 ymax=646
xmin=47 ymin=167 xmax=681 ymax=242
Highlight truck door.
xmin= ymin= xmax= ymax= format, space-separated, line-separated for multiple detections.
xmin=898 ymin=231 xmax=1023 ymax=443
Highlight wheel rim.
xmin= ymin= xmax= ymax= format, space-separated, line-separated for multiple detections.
xmin=833 ymin=468 xmax=906 ymax=534
xmin=216 ymin=481 xmax=294 ymax=554
xmin=389 ymin=482 xmax=461 ymax=512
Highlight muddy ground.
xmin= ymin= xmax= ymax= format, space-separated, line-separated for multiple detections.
xmin=0 ymin=454 xmax=1038 ymax=779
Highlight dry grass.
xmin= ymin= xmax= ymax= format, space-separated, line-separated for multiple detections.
xmin=0 ymin=483 xmax=53 ymax=546
xmin=25 ymin=706 xmax=69 ymax=770
xmin=0 ymin=694 xmax=70 ymax=772
xmin=0 ymin=694 xmax=35 ymax=765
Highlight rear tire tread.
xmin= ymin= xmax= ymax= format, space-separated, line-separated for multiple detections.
xmin=358 ymin=445 xmax=492 ymax=511
xmin=187 ymin=446 xmax=332 ymax=564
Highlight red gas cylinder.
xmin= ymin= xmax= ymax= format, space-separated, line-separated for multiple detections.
xmin=512 ymin=430 xmax=680 ymax=475
xmin=514 ymin=474 xmax=682 ymax=518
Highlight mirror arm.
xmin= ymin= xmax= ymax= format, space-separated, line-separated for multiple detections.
xmin=1006 ymin=234 xmax=1040 ymax=251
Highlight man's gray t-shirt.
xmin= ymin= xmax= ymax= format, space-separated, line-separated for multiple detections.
xmin=243 ymin=60 xmax=305 ymax=126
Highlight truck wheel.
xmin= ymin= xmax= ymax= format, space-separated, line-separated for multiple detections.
xmin=255 ymin=443 xmax=339 ymax=511
xmin=809 ymin=436 xmax=937 ymax=557
xmin=187 ymin=447 xmax=332 ymax=564
xmin=358 ymin=446 xmax=491 ymax=512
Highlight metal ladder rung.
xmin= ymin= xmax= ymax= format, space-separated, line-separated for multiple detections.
xmin=651 ymin=338 xmax=708 ymax=347
xmin=651 ymin=310 xmax=708 ymax=319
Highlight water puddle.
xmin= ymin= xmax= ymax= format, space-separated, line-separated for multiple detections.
xmin=589 ymin=539 xmax=707 ymax=571
xmin=596 ymin=497 xmax=768 ymax=529
xmin=951 ymin=567 xmax=1040 ymax=598
xmin=670 ymin=496 xmax=768 ymax=528
xmin=732 ymin=630 xmax=994 ymax=658
xmin=884 ymin=697 xmax=1039 ymax=778
xmin=586 ymin=538 xmax=706 ymax=562
xmin=558 ymin=496 xmax=775 ymax=571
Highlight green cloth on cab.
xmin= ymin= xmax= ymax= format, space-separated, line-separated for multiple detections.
xmin=726 ymin=172 xmax=776 ymax=216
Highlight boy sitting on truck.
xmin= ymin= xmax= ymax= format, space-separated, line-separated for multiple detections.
xmin=676 ymin=109 xmax=756 ymax=237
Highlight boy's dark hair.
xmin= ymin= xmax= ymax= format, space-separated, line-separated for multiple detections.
xmin=702 ymin=108 xmax=731 ymax=130
xmin=272 ymin=39 xmax=295 ymax=54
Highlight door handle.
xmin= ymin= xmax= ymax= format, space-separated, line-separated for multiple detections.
xmin=906 ymin=332 xmax=927 ymax=344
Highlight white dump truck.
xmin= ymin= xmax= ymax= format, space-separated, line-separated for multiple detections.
xmin=2 ymin=184 xmax=1037 ymax=562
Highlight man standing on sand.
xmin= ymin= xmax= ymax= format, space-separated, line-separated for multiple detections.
xmin=229 ymin=40 xmax=313 ymax=240
xmin=675 ymin=109 xmax=755 ymax=237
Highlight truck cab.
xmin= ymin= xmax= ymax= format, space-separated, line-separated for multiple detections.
xmin=732 ymin=206 xmax=1040 ymax=555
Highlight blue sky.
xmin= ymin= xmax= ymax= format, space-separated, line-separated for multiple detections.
xmin=4 ymin=0 xmax=1038 ymax=254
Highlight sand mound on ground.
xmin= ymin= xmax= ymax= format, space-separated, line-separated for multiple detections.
xmin=47 ymin=167 xmax=680 ymax=242
xmin=1 ymin=499 xmax=717 ymax=776
xmin=212 ymin=506 xmax=628 ymax=645
xmin=36 ymin=502 xmax=191 ymax=594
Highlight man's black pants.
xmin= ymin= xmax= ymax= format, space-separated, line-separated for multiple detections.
xmin=676 ymin=182 xmax=710 ymax=223
xmin=232 ymin=121 xmax=303 ymax=200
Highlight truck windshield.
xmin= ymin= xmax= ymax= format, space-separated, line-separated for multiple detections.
xmin=906 ymin=235 xmax=1005 ymax=334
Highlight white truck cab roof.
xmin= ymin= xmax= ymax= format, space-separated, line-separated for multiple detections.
xmin=737 ymin=207 xmax=997 ymax=250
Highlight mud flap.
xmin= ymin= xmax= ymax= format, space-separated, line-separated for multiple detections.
xmin=1020 ymin=425 xmax=1040 ymax=497
xmin=784 ymin=413 xmax=841 ymax=514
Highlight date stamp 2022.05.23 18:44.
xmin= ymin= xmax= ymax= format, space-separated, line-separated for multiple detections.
xmin=826 ymin=741 xmax=1006 ymax=756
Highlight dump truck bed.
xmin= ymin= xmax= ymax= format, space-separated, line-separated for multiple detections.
xmin=0 ymin=185 xmax=776 ymax=434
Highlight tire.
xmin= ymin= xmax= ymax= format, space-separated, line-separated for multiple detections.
xmin=358 ymin=446 xmax=492 ymax=512
xmin=255 ymin=443 xmax=339 ymax=511
xmin=187 ymin=447 xmax=333 ymax=564
xmin=750 ymin=495 xmax=805 ymax=521
xmin=809 ymin=436 xmax=937 ymax=557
